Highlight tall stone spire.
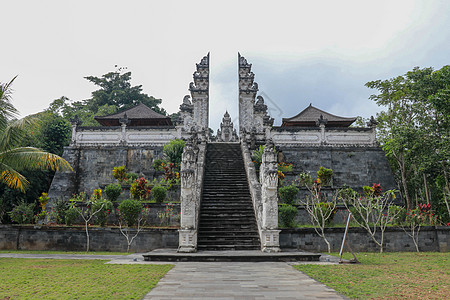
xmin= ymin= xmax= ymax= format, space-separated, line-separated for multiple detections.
xmin=238 ymin=53 xmax=273 ymax=142
xmin=238 ymin=53 xmax=258 ymax=135
xmin=189 ymin=53 xmax=210 ymax=132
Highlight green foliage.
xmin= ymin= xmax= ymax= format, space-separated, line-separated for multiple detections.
xmin=104 ymin=183 xmax=122 ymax=202
xmin=277 ymin=162 xmax=293 ymax=173
xmin=118 ymin=199 xmax=143 ymax=227
xmin=390 ymin=205 xmax=407 ymax=225
xmin=84 ymin=70 xmax=166 ymax=114
xmin=152 ymin=185 xmax=167 ymax=203
xmin=52 ymin=197 xmax=70 ymax=224
xmin=92 ymin=199 xmax=113 ymax=226
xmin=8 ymin=200 xmax=35 ymax=224
xmin=278 ymin=184 xmax=299 ymax=205
xmin=162 ymin=139 xmax=185 ymax=167
xmin=366 ymin=65 xmax=450 ymax=212
xmin=0 ymin=170 xmax=52 ymax=224
xmin=297 ymin=172 xmax=313 ymax=187
xmin=252 ymin=145 xmax=265 ymax=170
xmin=112 ymin=165 xmax=127 ymax=182
xmin=362 ymin=185 xmax=375 ymax=197
xmin=317 ymin=166 xmax=333 ymax=186
xmin=152 ymin=158 xmax=167 ymax=171
xmin=318 ymin=202 xmax=338 ymax=226
xmin=130 ymin=178 xmax=151 ymax=200
xmin=338 ymin=185 xmax=357 ymax=201
xmin=279 ymin=204 xmax=298 ymax=228
xmin=127 ymin=172 xmax=139 ymax=181
xmin=0 ymin=197 xmax=6 ymax=223
xmin=38 ymin=113 xmax=71 ymax=156
xmin=64 ymin=206 xmax=79 ymax=226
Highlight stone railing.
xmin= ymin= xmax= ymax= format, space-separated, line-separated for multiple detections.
xmin=178 ymin=133 xmax=206 ymax=252
xmin=270 ymin=126 xmax=377 ymax=147
xmin=241 ymin=139 xmax=281 ymax=252
xmin=70 ymin=125 xmax=192 ymax=147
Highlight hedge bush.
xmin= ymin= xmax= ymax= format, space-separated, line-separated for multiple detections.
xmin=279 ymin=204 xmax=298 ymax=228
xmin=118 ymin=199 xmax=143 ymax=226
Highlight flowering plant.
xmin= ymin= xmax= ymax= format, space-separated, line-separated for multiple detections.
xmin=130 ymin=177 xmax=151 ymax=200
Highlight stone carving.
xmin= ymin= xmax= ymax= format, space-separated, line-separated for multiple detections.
xmin=367 ymin=115 xmax=379 ymax=127
xmin=315 ymin=114 xmax=328 ymax=127
xmin=259 ymin=139 xmax=281 ymax=252
xmin=238 ymin=53 xmax=274 ymax=141
xmin=216 ymin=111 xmax=238 ymax=142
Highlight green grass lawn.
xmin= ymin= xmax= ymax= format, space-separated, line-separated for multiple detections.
xmin=0 ymin=258 xmax=173 ymax=299
xmin=294 ymin=252 xmax=450 ymax=299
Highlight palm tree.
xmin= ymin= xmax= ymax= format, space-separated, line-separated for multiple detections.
xmin=0 ymin=76 xmax=72 ymax=192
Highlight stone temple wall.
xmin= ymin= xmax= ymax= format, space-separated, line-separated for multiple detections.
xmin=278 ymin=145 xmax=397 ymax=192
xmin=48 ymin=145 xmax=164 ymax=203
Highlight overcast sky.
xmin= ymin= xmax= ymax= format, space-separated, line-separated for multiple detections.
xmin=2 ymin=0 xmax=449 ymax=130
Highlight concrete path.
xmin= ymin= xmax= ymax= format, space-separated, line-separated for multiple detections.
xmin=143 ymin=261 xmax=345 ymax=300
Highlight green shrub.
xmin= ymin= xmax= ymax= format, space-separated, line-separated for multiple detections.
xmin=278 ymin=184 xmax=299 ymax=205
xmin=163 ymin=139 xmax=185 ymax=167
xmin=53 ymin=197 xmax=70 ymax=224
xmin=127 ymin=172 xmax=139 ymax=180
xmin=152 ymin=185 xmax=167 ymax=203
xmin=118 ymin=199 xmax=143 ymax=226
xmin=279 ymin=204 xmax=298 ymax=228
xmin=8 ymin=201 xmax=35 ymax=224
xmin=297 ymin=172 xmax=313 ymax=187
xmin=104 ymin=183 xmax=122 ymax=202
xmin=338 ymin=185 xmax=357 ymax=202
xmin=93 ymin=199 xmax=113 ymax=226
xmin=252 ymin=145 xmax=265 ymax=170
xmin=65 ymin=206 xmax=79 ymax=225
xmin=152 ymin=158 xmax=167 ymax=171
xmin=317 ymin=166 xmax=333 ymax=186
xmin=363 ymin=185 xmax=375 ymax=196
xmin=130 ymin=178 xmax=151 ymax=200
xmin=112 ymin=165 xmax=127 ymax=182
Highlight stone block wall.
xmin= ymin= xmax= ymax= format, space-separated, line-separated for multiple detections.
xmin=48 ymin=145 xmax=165 ymax=203
xmin=1 ymin=225 xmax=447 ymax=253
xmin=278 ymin=146 xmax=396 ymax=192
xmin=0 ymin=225 xmax=178 ymax=252
xmin=280 ymin=226 xmax=449 ymax=252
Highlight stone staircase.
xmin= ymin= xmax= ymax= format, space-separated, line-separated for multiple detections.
xmin=197 ymin=143 xmax=260 ymax=251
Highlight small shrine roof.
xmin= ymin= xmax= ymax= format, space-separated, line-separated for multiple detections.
xmin=282 ymin=104 xmax=356 ymax=127
xmin=94 ymin=103 xmax=172 ymax=126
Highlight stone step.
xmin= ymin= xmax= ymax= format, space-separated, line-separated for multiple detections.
xmin=197 ymin=245 xmax=260 ymax=251
xmin=198 ymin=143 xmax=260 ymax=251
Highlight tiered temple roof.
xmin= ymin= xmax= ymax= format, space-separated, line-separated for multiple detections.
xmin=281 ymin=104 xmax=356 ymax=127
xmin=94 ymin=103 xmax=172 ymax=126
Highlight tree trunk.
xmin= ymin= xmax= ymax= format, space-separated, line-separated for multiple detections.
xmin=399 ymin=161 xmax=412 ymax=209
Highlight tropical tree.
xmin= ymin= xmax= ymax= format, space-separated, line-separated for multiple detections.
xmin=84 ymin=69 xmax=166 ymax=115
xmin=366 ymin=66 xmax=449 ymax=221
xmin=0 ymin=76 xmax=72 ymax=192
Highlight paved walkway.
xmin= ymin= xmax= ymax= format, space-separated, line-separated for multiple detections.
xmin=1 ymin=253 xmax=346 ymax=299
xmin=143 ymin=261 xmax=345 ymax=299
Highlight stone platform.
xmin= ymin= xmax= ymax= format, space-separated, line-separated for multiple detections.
xmin=142 ymin=249 xmax=321 ymax=262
